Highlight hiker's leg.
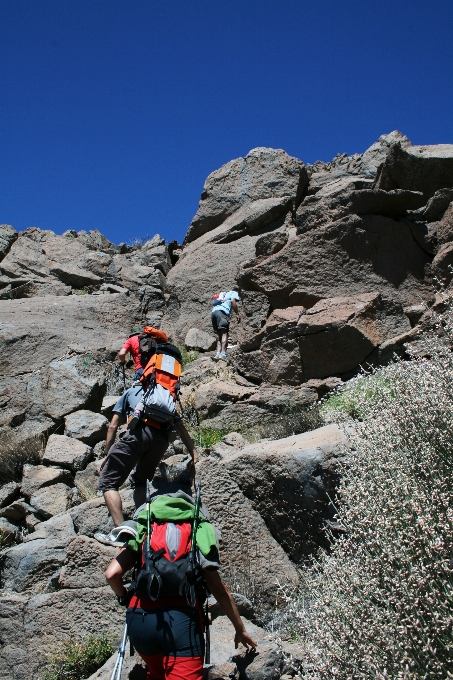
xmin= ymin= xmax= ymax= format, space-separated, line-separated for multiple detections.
xmin=130 ymin=426 xmax=169 ymax=508
xmin=98 ymin=427 xmax=154 ymax=525
xmin=103 ymin=490 xmax=124 ymax=526
xmin=162 ymin=656 xmax=203 ymax=680
xmin=162 ymin=607 xmax=204 ymax=679
xmin=216 ymin=331 xmax=222 ymax=354
xmin=220 ymin=330 xmax=228 ymax=353
xmin=126 ymin=609 xmax=164 ymax=679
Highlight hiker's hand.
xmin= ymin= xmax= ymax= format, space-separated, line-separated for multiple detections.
xmin=234 ymin=629 xmax=257 ymax=651
xmin=99 ymin=456 xmax=107 ymax=472
xmin=236 ymin=315 xmax=241 ymax=323
xmin=192 ymin=448 xmax=199 ymax=464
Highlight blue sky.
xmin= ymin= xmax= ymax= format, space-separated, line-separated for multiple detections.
xmin=1 ymin=0 xmax=452 ymax=245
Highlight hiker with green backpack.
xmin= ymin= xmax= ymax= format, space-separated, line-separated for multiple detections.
xmin=96 ymin=336 xmax=198 ymax=539
xmin=104 ymin=458 xmax=257 ymax=680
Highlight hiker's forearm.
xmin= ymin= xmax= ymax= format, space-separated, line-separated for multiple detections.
xmin=204 ymin=571 xmax=246 ymax=632
xmin=105 ymin=548 xmax=136 ymax=596
xmin=118 ymin=349 xmax=127 ymax=364
xmin=175 ymin=421 xmax=197 ymax=460
xmin=105 ymin=425 xmax=118 ymax=455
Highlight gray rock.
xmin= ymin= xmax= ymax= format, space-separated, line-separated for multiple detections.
xmin=436 ymin=201 xmax=453 ymax=245
xmin=30 ymin=483 xmax=73 ymax=519
xmin=101 ymin=395 xmax=120 ymax=419
xmin=297 ymin=293 xmax=411 ymax=379
xmin=69 ymin=496 xmax=114 ymax=538
xmin=376 ymin=141 xmax=453 ymax=199
xmin=186 ymin=147 xmax=308 ymax=243
xmin=255 ymin=230 xmax=288 ymax=257
xmin=49 ymin=263 xmax=102 ymax=287
xmin=64 ymin=409 xmax=109 ymax=445
xmin=41 ymin=357 xmax=107 ymax=420
xmin=0 ymin=500 xmax=34 ymax=521
xmin=42 ymin=434 xmax=93 ymax=472
xmin=0 ymin=224 xmax=18 ymax=261
xmin=20 ymin=587 xmax=124 ymax=679
xmin=185 ymin=327 xmax=216 ymax=352
xmin=194 ymin=380 xmax=256 ymax=416
xmin=21 ymin=464 xmax=74 ymax=499
xmin=344 ymin=188 xmax=424 ymax=217
xmin=432 ymin=241 xmax=453 ymax=285
xmin=239 ymin=213 xmax=432 ymax=311
xmin=222 ymin=424 xmax=347 ymax=561
xmin=58 ymin=535 xmax=117 ymax=589
xmin=197 ymin=456 xmax=300 ymax=613
xmin=408 ymin=188 xmax=453 ymax=223
xmin=0 ymin=481 xmax=20 ymax=508
xmin=0 ymin=513 xmax=75 ymax=593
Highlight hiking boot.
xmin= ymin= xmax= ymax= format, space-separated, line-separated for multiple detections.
xmin=218 ymin=352 xmax=227 ymax=361
xmin=213 ymin=352 xmax=221 ymax=361
xmin=94 ymin=521 xmax=139 ymax=547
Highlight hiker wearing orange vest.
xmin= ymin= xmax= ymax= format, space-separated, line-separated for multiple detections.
xmin=97 ymin=338 xmax=198 ymax=540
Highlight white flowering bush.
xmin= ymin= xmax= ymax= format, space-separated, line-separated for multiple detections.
xmin=292 ymin=304 xmax=453 ymax=679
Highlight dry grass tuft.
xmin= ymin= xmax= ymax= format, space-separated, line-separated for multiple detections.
xmin=0 ymin=431 xmax=44 ymax=485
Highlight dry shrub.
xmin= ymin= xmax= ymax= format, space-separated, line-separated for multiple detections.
xmin=0 ymin=431 xmax=44 ymax=485
xmin=289 ymin=305 xmax=453 ymax=678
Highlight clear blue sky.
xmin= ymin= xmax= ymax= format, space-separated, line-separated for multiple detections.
xmin=1 ymin=1 xmax=452 ymax=245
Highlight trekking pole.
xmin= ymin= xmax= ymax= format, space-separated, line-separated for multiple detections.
xmin=186 ymin=476 xmax=201 ymax=580
xmin=110 ymin=621 xmax=128 ymax=680
xmin=121 ymin=363 xmax=126 ymax=390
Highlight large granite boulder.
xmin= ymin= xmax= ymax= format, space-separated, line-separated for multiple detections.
xmin=21 ymin=464 xmax=73 ymax=499
xmin=186 ymin=147 xmax=308 ymax=243
xmin=64 ymin=410 xmax=109 ymax=445
xmin=376 ymin=141 xmax=453 ymax=199
xmin=222 ymin=424 xmax=346 ymax=562
xmin=197 ymin=456 xmax=300 ymax=613
xmin=30 ymin=483 xmax=74 ymax=519
xmin=0 ymin=224 xmax=18 ymax=261
xmin=42 ymin=434 xmax=93 ymax=472
xmin=0 ymin=513 xmax=76 ymax=593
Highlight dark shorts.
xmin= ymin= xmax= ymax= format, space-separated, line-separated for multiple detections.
xmin=126 ymin=605 xmax=204 ymax=659
xmin=211 ymin=309 xmax=229 ymax=333
xmin=98 ymin=424 xmax=169 ymax=492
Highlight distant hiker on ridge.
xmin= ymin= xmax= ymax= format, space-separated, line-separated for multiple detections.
xmin=211 ymin=286 xmax=241 ymax=361
xmin=96 ymin=341 xmax=198 ymax=543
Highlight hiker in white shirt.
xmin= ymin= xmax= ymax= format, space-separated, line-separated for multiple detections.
xmin=211 ymin=286 xmax=241 ymax=361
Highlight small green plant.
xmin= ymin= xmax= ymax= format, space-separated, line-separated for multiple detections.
xmin=43 ymin=634 xmax=114 ymax=680
xmin=178 ymin=345 xmax=199 ymax=368
xmin=76 ymin=290 xmax=88 ymax=295
xmin=189 ymin=426 xmax=226 ymax=448
xmin=320 ymin=370 xmax=396 ymax=420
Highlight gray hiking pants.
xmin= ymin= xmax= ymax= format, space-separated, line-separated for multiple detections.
xmin=98 ymin=424 xmax=169 ymax=492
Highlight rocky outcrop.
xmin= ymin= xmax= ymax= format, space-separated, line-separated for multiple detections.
xmin=186 ymin=147 xmax=308 ymax=243
xmin=2 ymin=130 xmax=453 ymax=679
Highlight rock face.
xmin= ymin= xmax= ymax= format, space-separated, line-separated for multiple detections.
xmin=1 ymin=131 xmax=453 ymax=679
xmin=185 ymin=147 xmax=308 ymax=243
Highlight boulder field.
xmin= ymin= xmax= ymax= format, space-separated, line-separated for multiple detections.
xmin=0 ymin=130 xmax=452 ymax=679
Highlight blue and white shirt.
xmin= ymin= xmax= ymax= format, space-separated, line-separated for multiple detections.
xmin=212 ymin=290 xmax=240 ymax=317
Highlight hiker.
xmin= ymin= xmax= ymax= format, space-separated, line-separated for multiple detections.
xmin=118 ymin=326 xmax=143 ymax=380
xmin=96 ymin=344 xmax=198 ymax=538
xmin=104 ymin=457 xmax=257 ymax=679
xmin=211 ymin=286 xmax=241 ymax=361
xmin=119 ymin=326 xmax=169 ymax=381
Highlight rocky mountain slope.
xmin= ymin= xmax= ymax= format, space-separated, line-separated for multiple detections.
xmin=0 ymin=131 xmax=452 ymax=679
